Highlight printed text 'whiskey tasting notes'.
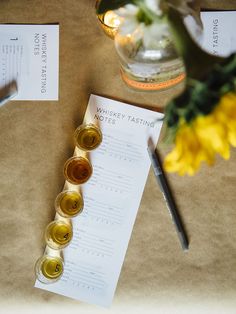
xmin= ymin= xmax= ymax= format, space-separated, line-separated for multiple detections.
xmin=35 ymin=95 xmax=163 ymax=307
xmin=0 ymin=24 xmax=59 ymax=100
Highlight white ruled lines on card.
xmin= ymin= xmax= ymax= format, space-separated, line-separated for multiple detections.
xmin=61 ymin=260 xmax=107 ymax=294
xmin=0 ymin=43 xmax=24 ymax=88
xmin=96 ymin=133 xmax=144 ymax=163
xmin=70 ymin=228 xmax=114 ymax=258
xmin=80 ymin=196 xmax=125 ymax=227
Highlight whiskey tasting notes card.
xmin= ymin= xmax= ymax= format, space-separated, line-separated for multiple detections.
xmin=185 ymin=11 xmax=236 ymax=57
xmin=200 ymin=11 xmax=236 ymax=56
xmin=35 ymin=95 xmax=163 ymax=307
xmin=0 ymin=24 xmax=59 ymax=100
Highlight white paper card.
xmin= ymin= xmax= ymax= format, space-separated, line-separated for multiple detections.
xmin=35 ymin=95 xmax=163 ymax=307
xmin=185 ymin=11 xmax=236 ymax=56
xmin=200 ymin=11 xmax=236 ymax=56
xmin=0 ymin=24 xmax=59 ymax=100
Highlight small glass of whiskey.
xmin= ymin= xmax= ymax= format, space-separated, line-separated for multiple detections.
xmin=74 ymin=123 xmax=102 ymax=151
xmin=63 ymin=156 xmax=93 ymax=185
xmin=45 ymin=220 xmax=73 ymax=250
xmin=35 ymin=255 xmax=64 ymax=284
xmin=55 ymin=190 xmax=84 ymax=218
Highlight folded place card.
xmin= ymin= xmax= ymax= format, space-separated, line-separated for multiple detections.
xmin=35 ymin=95 xmax=164 ymax=307
xmin=0 ymin=24 xmax=59 ymax=100
xmin=200 ymin=11 xmax=236 ymax=56
xmin=185 ymin=11 xmax=236 ymax=56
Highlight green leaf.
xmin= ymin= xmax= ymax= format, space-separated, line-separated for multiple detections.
xmin=165 ymin=100 xmax=180 ymax=128
xmin=184 ymin=106 xmax=195 ymax=123
xmin=174 ymin=88 xmax=191 ymax=108
xmin=96 ymin=0 xmax=134 ymax=14
xmin=136 ymin=8 xmax=152 ymax=25
xmin=223 ymin=53 xmax=236 ymax=75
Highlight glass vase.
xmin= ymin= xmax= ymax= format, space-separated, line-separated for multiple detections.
xmin=114 ymin=21 xmax=186 ymax=92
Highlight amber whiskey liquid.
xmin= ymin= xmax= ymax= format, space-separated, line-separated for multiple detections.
xmin=74 ymin=123 xmax=102 ymax=151
xmin=45 ymin=220 xmax=73 ymax=249
xmin=35 ymin=255 xmax=64 ymax=284
xmin=55 ymin=190 xmax=84 ymax=218
xmin=63 ymin=156 xmax=92 ymax=185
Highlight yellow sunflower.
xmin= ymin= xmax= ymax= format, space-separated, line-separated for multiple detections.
xmin=164 ymin=92 xmax=236 ymax=176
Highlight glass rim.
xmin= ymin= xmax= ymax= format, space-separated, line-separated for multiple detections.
xmin=74 ymin=123 xmax=103 ymax=152
xmin=44 ymin=220 xmax=73 ymax=250
xmin=35 ymin=254 xmax=64 ymax=284
xmin=98 ymin=13 xmax=118 ymax=30
xmin=63 ymin=156 xmax=93 ymax=185
xmin=55 ymin=189 xmax=84 ymax=218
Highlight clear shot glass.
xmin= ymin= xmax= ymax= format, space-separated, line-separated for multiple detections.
xmin=74 ymin=123 xmax=102 ymax=151
xmin=35 ymin=254 xmax=64 ymax=284
xmin=45 ymin=220 xmax=73 ymax=250
xmin=55 ymin=190 xmax=84 ymax=218
xmin=63 ymin=156 xmax=93 ymax=185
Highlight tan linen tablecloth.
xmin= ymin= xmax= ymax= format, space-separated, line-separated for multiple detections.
xmin=0 ymin=1 xmax=236 ymax=313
